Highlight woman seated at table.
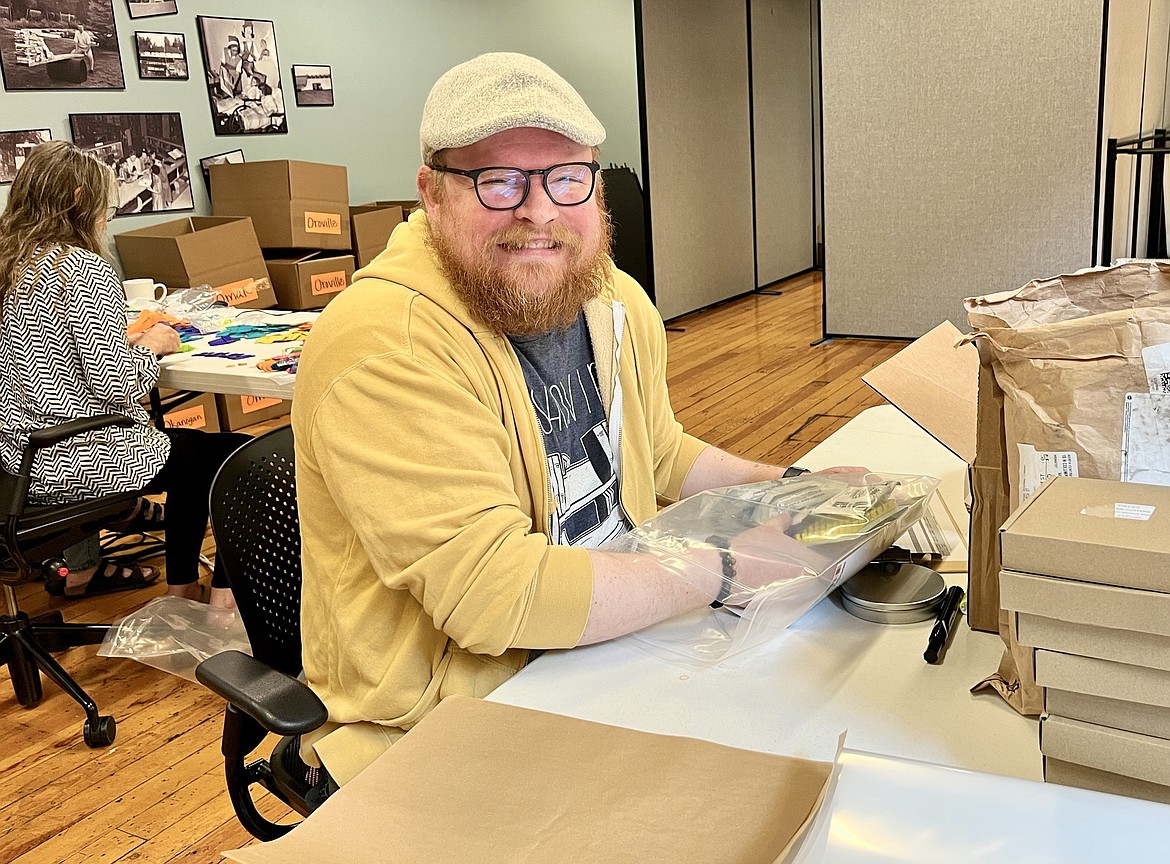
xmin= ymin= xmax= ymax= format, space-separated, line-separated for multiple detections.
xmin=0 ymin=141 xmax=248 ymax=608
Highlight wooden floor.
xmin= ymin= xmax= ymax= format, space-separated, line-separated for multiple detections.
xmin=1 ymin=271 xmax=905 ymax=863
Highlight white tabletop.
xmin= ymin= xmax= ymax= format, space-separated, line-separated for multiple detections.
xmin=487 ymin=406 xmax=1170 ymax=860
xmin=153 ymin=307 xmax=317 ymax=399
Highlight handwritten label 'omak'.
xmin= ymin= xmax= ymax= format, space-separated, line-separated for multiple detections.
xmin=311 ymin=270 xmax=348 ymax=296
xmin=213 ymin=278 xmax=260 ymax=306
xmin=304 ymin=211 xmax=342 ymax=235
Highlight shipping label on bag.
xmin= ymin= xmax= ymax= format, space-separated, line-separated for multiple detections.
xmin=1121 ymin=393 xmax=1170 ymax=485
xmin=1017 ymin=444 xmax=1078 ymax=502
xmin=1143 ymin=343 xmax=1170 ymax=394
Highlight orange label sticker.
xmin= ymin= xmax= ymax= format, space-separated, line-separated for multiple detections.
xmin=304 ymin=210 xmax=342 ymax=235
xmin=163 ymin=405 xmax=207 ymax=430
xmin=213 ymin=278 xmax=261 ymax=306
xmin=240 ymin=395 xmax=282 ymax=415
xmin=310 ymin=269 xmax=348 ymax=296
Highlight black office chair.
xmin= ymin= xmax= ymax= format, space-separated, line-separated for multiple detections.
xmin=1 ymin=415 xmax=141 ymax=747
xmin=195 ymin=425 xmax=328 ymax=841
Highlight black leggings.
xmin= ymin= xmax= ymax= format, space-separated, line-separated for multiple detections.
xmin=140 ymin=428 xmax=251 ymax=587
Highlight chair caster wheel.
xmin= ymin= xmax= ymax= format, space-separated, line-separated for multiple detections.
xmin=84 ymin=715 xmax=116 ymax=747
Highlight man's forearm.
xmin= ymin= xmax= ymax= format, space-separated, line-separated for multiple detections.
xmin=678 ymin=444 xmax=790 ymax=499
xmin=576 ymin=549 xmax=721 ymax=645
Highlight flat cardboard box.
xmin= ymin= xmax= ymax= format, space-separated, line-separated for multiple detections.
xmin=211 ymin=160 xmax=351 ymax=251
xmin=1044 ymin=756 xmax=1170 ymax=805
xmin=1001 ymin=569 xmax=1170 ymax=637
xmin=223 ymin=696 xmax=836 ymax=864
xmin=114 ymin=216 xmax=276 ymax=310
xmin=860 ymin=320 xmax=1001 ymax=629
xmin=1034 ymin=649 xmax=1170 ymax=709
xmin=1041 ymin=714 xmax=1170 ymax=789
xmin=215 ymin=394 xmax=290 ymax=432
xmin=265 ymin=251 xmax=355 ymax=310
xmin=1046 ymin=689 xmax=1170 ymax=740
xmin=350 ymin=202 xmax=405 ymax=267
xmin=1000 ymin=476 xmax=1170 ymax=591
xmin=1017 ymin=612 xmax=1170 ymax=672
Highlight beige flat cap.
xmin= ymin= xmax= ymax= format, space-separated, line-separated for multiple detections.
xmin=420 ymin=52 xmax=606 ymax=163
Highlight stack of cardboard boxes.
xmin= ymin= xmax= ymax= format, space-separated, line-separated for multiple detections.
xmin=999 ymin=476 xmax=1170 ymax=804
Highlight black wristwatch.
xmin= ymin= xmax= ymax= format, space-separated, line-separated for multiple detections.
xmin=706 ymin=535 xmax=736 ymax=608
xmin=782 ymin=465 xmax=810 ymax=478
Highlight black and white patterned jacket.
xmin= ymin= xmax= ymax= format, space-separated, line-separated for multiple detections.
xmin=0 ymin=246 xmax=169 ymax=503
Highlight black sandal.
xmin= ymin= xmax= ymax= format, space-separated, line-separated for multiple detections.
xmin=58 ymin=559 xmax=160 ymax=598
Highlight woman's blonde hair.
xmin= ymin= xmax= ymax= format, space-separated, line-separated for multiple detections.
xmin=0 ymin=140 xmax=117 ymax=308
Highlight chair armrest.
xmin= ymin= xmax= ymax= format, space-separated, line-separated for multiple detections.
xmin=27 ymin=414 xmax=134 ymax=450
xmin=196 ymin=650 xmax=329 ymax=737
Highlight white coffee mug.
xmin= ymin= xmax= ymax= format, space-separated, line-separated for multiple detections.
xmin=123 ymin=278 xmax=168 ymax=303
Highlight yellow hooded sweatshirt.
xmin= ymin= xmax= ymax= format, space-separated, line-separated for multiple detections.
xmin=292 ymin=210 xmax=706 ymax=782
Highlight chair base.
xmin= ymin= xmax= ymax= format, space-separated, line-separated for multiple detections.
xmin=0 ymin=612 xmax=117 ymax=747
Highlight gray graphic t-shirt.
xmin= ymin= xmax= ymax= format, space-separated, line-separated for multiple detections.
xmin=509 ymin=313 xmax=632 ymax=548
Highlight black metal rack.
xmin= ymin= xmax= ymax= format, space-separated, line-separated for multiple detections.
xmin=1100 ymin=129 xmax=1169 ymax=266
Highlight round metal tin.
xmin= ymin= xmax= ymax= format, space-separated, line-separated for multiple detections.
xmin=838 ymin=562 xmax=947 ymax=624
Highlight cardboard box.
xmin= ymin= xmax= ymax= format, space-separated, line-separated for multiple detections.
xmin=211 ymin=160 xmax=351 ymax=251
xmin=1034 ymin=649 xmax=1170 ymax=709
xmin=861 ymin=320 xmax=999 ymax=628
xmin=1044 ymin=756 xmax=1170 ymax=805
xmin=221 ymin=696 xmax=836 ymax=864
xmin=1046 ymin=688 xmax=1170 ymax=740
xmin=1000 ymin=476 xmax=1170 ymax=591
xmin=1002 ymin=568 xmax=1170 ymax=638
xmin=114 ymin=216 xmax=276 ymax=310
xmin=1018 ymin=612 xmax=1170 ymax=673
xmin=215 ymin=394 xmax=290 ymax=432
xmin=265 ymin=251 xmax=355 ymax=310
xmin=350 ymin=202 xmax=406 ymax=267
xmin=1041 ymin=714 xmax=1170 ymax=790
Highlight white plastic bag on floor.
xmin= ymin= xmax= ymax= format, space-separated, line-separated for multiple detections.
xmin=98 ymin=596 xmax=251 ymax=682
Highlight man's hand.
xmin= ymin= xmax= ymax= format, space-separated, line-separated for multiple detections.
xmin=811 ymin=465 xmax=869 ymax=475
xmin=718 ymin=513 xmax=832 ymax=607
xmin=130 ymin=323 xmax=180 ymax=357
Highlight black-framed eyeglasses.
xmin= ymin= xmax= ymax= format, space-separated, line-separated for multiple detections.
xmin=431 ymin=161 xmax=600 ymax=211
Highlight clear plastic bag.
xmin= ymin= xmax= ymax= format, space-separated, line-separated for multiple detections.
xmin=97 ymin=596 xmax=252 ymax=682
xmin=603 ymin=471 xmax=940 ymax=665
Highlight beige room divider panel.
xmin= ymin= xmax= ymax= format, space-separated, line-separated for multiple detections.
xmin=641 ymin=0 xmax=755 ymax=319
xmin=820 ymin=1 xmax=1104 ymax=337
xmin=752 ymin=0 xmax=815 ymax=287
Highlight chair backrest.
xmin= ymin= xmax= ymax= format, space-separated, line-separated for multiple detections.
xmin=209 ymin=425 xmax=303 ymax=678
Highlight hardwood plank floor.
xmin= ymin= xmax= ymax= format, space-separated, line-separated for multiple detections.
xmin=1 ymin=271 xmax=906 ymax=861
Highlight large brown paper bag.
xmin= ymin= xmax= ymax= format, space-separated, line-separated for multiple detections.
xmin=223 ymin=696 xmax=838 ymax=864
xmin=966 ymin=262 xmax=1170 ymax=714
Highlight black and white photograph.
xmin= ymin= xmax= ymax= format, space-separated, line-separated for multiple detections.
xmin=0 ymin=0 xmax=124 ymax=91
xmin=292 ymin=64 xmax=333 ymax=107
xmin=70 ymin=112 xmax=193 ymax=215
xmin=134 ymin=30 xmax=186 ymax=79
xmin=195 ymin=15 xmax=287 ymax=135
xmin=198 ymin=147 xmax=244 ymax=188
xmin=126 ymin=0 xmax=177 ymax=18
xmin=0 ymin=128 xmax=52 ymax=183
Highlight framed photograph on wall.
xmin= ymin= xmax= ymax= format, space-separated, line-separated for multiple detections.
xmin=199 ymin=147 xmax=244 ymax=189
xmin=292 ymin=64 xmax=333 ymax=107
xmin=0 ymin=128 xmax=52 ymax=183
xmin=70 ymin=112 xmax=193 ymax=215
xmin=0 ymin=0 xmax=125 ymax=91
xmin=134 ymin=31 xmax=187 ymax=80
xmin=195 ymin=15 xmax=287 ymax=135
xmin=126 ymin=0 xmax=177 ymax=18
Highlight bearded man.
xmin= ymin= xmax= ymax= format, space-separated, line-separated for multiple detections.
xmin=293 ymin=53 xmax=847 ymax=789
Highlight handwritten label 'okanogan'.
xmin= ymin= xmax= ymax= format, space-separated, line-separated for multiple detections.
xmin=304 ymin=211 xmax=342 ymax=235
xmin=163 ymin=405 xmax=207 ymax=430
xmin=310 ymin=269 xmax=348 ymax=295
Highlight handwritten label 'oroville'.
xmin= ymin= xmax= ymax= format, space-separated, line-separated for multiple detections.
xmin=304 ymin=211 xmax=342 ymax=235
xmin=310 ymin=270 xmax=347 ymax=295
